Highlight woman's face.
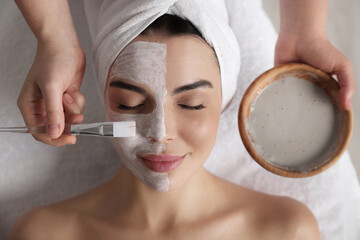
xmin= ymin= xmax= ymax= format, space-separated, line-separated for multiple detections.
xmin=105 ymin=34 xmax=221 ymax=192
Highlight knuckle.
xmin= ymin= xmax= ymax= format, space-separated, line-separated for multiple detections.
xmin=46 ymin=108 xmax=60 ymax=117
xmin=77 ymin=94 xmax=86 ymax=107
xmin=346 ymin=60 xmax=352 ymax=68
xmin=42 ymin=82 xmax=58 ymax=93
xmin=70 ymin=92 xmax=85 ymax=112
xmin=46 ymin=112 xmax=63 ymax=125
xmin=16 ymin=98 xmax=22 ymax=109
xmin=16 ymin=95 xmax=26 ymax=109
xmin=341 ymin=57 xmax=352 ymax=69
xmin=42 ymin=79 xmax=65 ymax=93
xmin=351 ymin=81 xmax=356 ymax=92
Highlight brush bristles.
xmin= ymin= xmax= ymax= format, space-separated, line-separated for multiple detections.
xmin=113 ymin=121 xmax=136 ymax=137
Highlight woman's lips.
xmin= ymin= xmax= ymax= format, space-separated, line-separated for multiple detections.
xmin=140 ymin=154 xmax=186 ymax=173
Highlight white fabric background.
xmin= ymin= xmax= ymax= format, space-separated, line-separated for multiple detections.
xmin=0 ymin=0 xmax=359 ymax=239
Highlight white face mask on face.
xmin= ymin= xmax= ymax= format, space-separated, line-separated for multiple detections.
xmin=105 ymin=41 xmax=170 ymax=192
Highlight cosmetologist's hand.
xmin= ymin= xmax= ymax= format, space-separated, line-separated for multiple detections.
xmin=17 ymin=40 xmax=86 ymax=146
xmin=276 ymin=0 xmax=356 ymax=111
xmin=275 ymin=32 xmax=355 ymax=111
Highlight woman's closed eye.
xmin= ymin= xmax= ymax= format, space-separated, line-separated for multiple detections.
xmin=178 ymin=104 xmax=206 ymax=110
xmin=176 ymin=94 xmax=208 ymax=111
xmin=117 ymin=103 xmax=145 ymax=110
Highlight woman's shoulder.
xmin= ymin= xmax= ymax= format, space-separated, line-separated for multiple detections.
xmin=8 ymin=186 xmax=109 ymax=240
xmin=249 ymin=193 xmax=321 ymax=239
xmin=215 ymin=177 xmax=321 ymax=239
xmin=8 ymin=205 xmax=77 ymax=240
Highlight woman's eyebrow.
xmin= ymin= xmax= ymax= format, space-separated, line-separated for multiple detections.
xmin=109 ymin=81 xmax=146 ymax=95
xmin=172 ymin=80 xmax=213 ymax=96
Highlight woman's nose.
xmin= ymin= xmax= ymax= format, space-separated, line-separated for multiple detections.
xmin=147 ymin=103 xmax=176 ymax=143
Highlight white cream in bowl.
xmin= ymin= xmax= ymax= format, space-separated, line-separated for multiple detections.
xmin=245 ymin=76 xmax=342 ymax=172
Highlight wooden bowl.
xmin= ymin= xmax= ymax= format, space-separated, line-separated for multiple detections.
xmin=238 ymin=63 xmax=353 ymax=178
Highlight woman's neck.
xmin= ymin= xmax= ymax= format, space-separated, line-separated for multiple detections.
xmin=100 ymin=166 xmax=219 ymax=231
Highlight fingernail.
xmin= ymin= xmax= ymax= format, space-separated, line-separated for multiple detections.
xmin=64 ymin=93 xmax=74 ymax=104
xmin=47 ymin=124 xmax=59 ymax=138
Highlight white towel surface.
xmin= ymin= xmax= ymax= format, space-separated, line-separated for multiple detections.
xmin=0 ymin=0 xmax=359 ymax=239
xmin=85 ymin=0 xmax=240 ymax=110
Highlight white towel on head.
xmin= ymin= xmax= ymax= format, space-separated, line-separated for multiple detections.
xmin=84 ymin=0 xmax=240 ymax=110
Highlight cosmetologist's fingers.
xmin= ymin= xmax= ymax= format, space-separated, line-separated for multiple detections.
xmin=32 ymin=133 xmax=76 ymax=146
xmin=65 ymin=86 xmax=86 ymax=113
xmin=41 ymin=83 xmax=65 ymax=139
xmin=332 ymin=59 xmax=356 ymax=111
xmin=63 ymin=92 xmax=81 ymax=115
xmin=17 ymin=80 xmax=47 ymax=127
xmin=65 ymin=113 xmax=84 ymax=125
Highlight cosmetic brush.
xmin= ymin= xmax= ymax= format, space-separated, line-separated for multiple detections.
xmin=0 ymin=121 xmax=136 ymax=138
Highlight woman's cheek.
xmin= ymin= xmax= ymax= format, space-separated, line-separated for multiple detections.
xmin=180 ymin=110 xmax=220 ymax=152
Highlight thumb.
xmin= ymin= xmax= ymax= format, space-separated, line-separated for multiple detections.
xmin=332 ymin=59 xmax=355 ymax=111
xmin=41 ymin=84 xmax=65 ymax=139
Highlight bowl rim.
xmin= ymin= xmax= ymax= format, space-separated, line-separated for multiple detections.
xmin=238 ymin=63 xmax=353 ymax=178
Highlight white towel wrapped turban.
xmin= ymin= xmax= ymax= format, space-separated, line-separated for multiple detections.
xmin=85 ymin=0 xmax=240 ymax=110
